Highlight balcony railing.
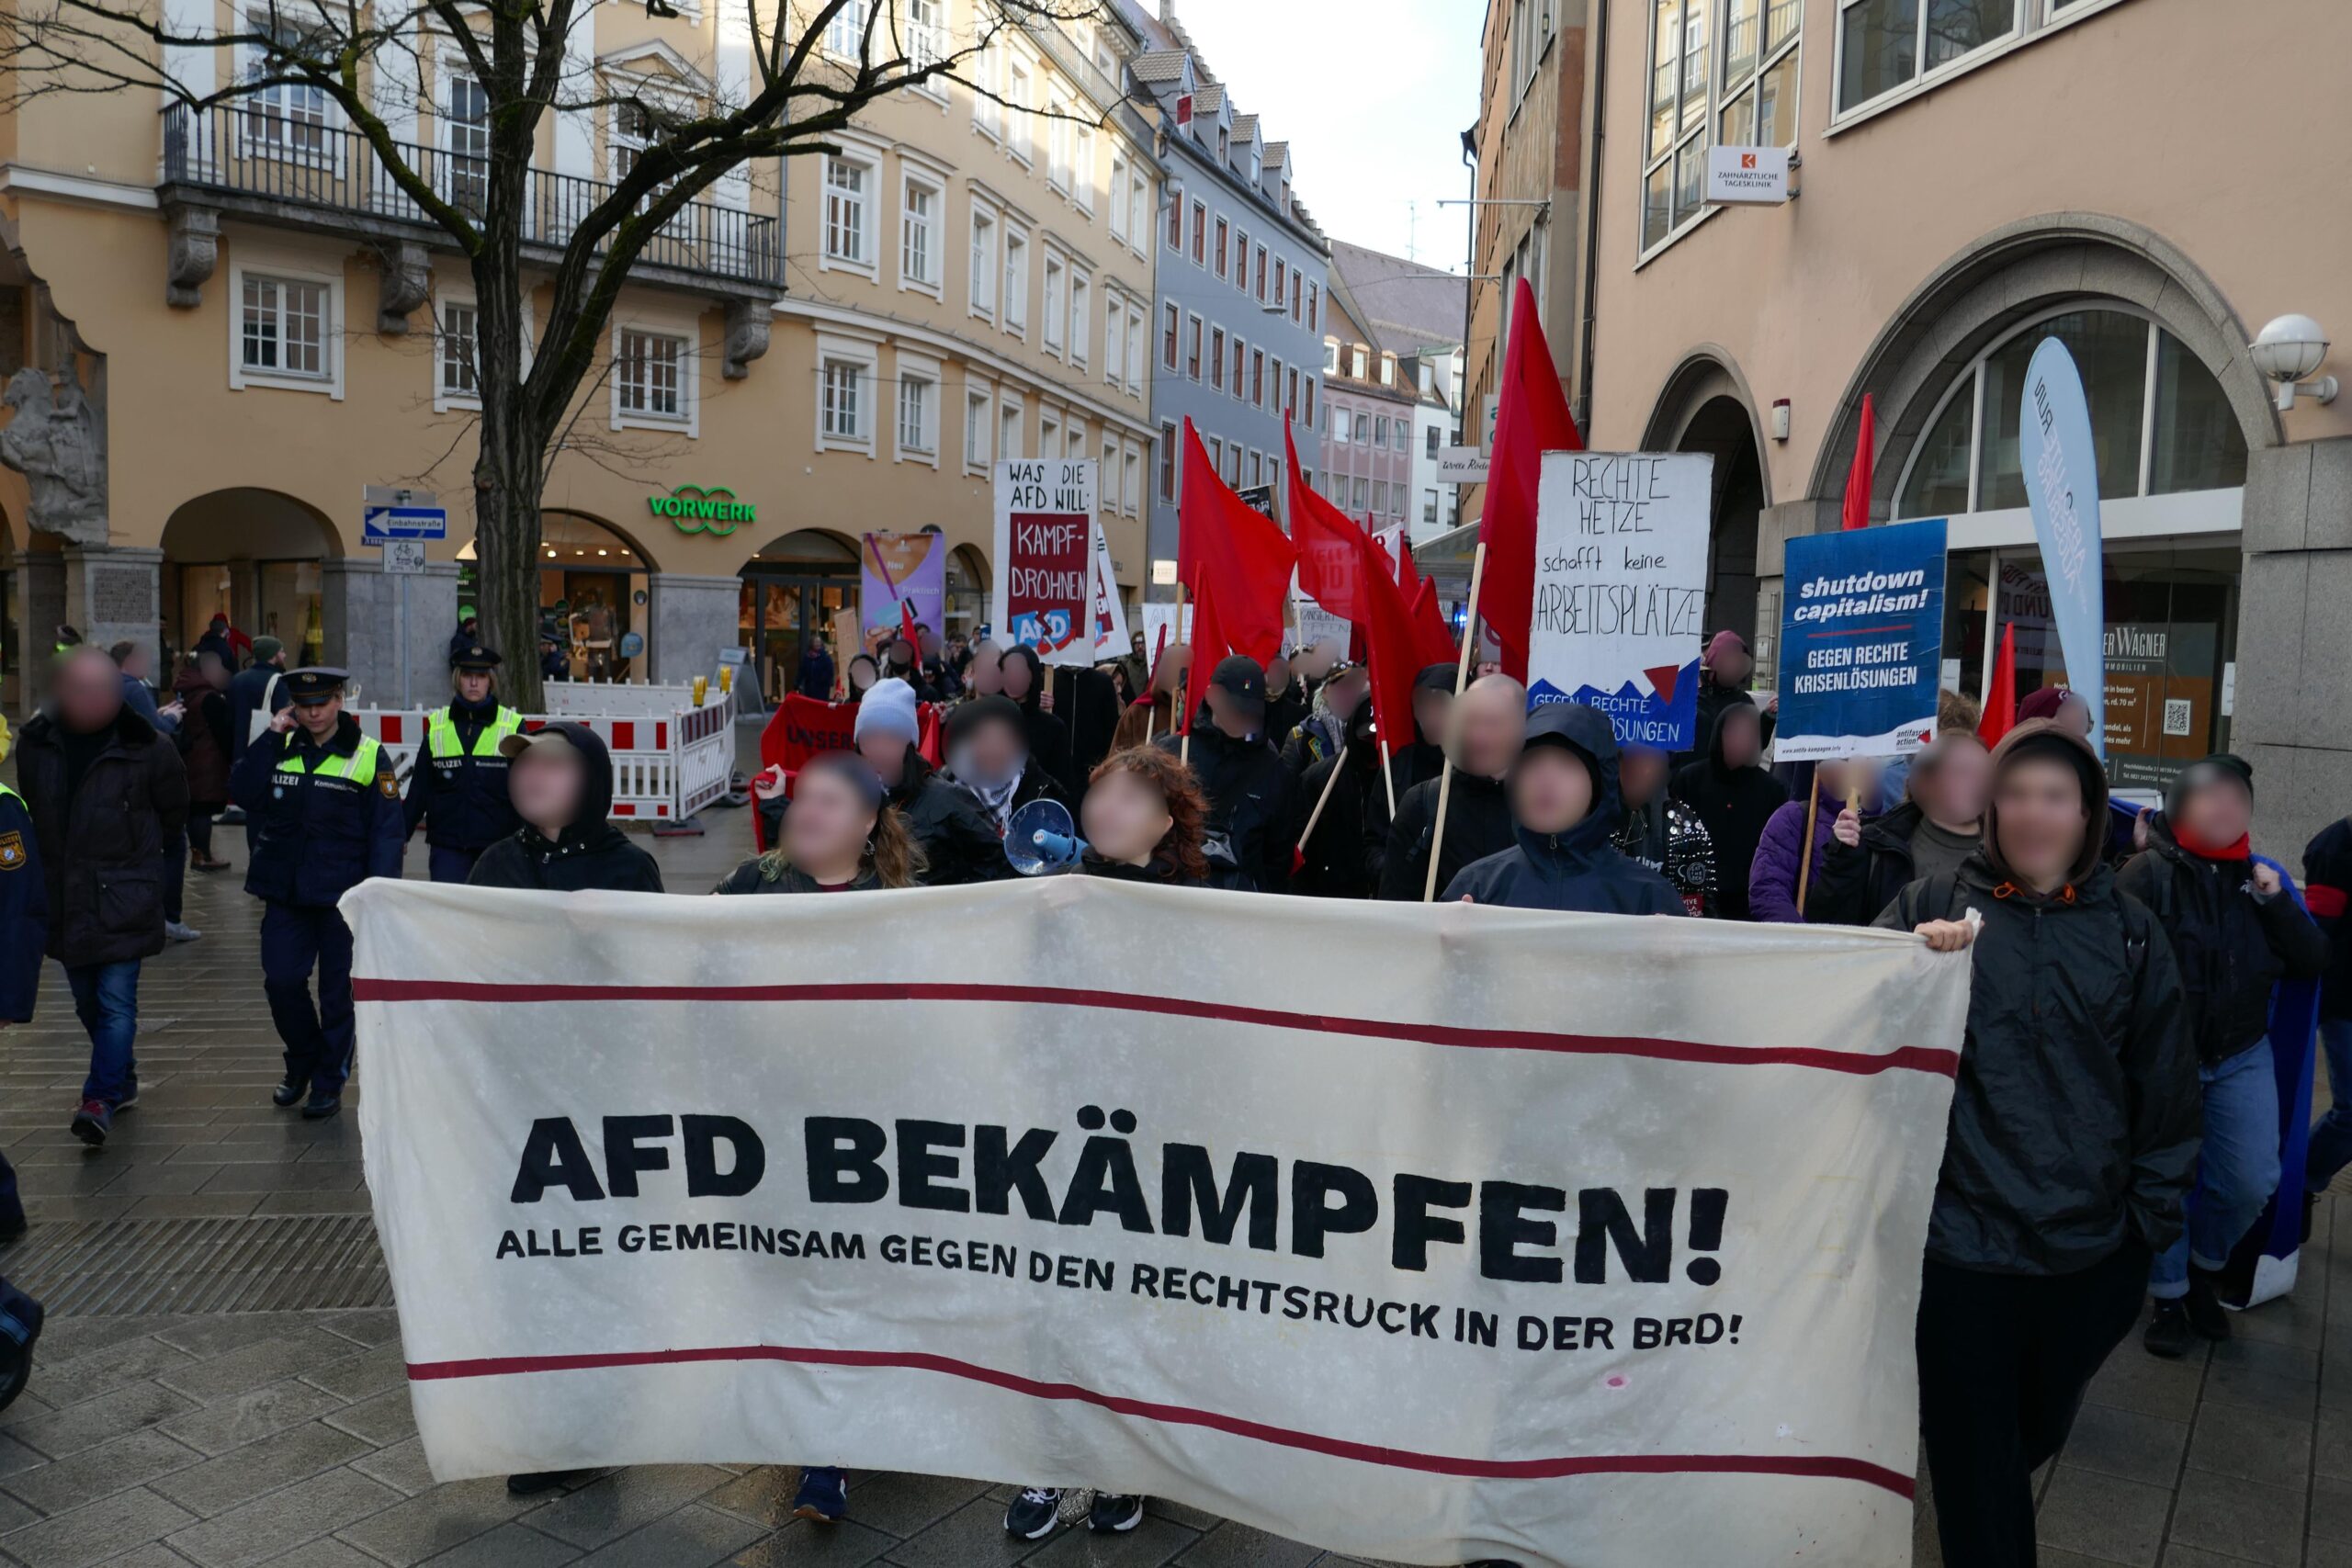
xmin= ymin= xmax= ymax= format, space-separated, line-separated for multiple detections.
xmin=162 ymin=102 xmax=780 ymax=289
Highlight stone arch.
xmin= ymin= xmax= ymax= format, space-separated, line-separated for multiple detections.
xmin=1807 ymin=212 xmax=2282 ymax=516
xmin=745 ymin=526 xmax=860 ymax=569
xmin=1640 ymin=348 xmax=1771 ymax=642
xmin=158 ymin=487 xmax=344 ymax=665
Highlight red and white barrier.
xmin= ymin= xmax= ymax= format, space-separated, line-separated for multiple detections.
xmin=354 ymin=690 xmax=736 ymax=821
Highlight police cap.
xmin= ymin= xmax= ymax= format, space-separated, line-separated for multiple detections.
xmin=284 ymin=668 xmax=348 ymax=705
xmin=452 ymin=645 xmax=503 ymax=673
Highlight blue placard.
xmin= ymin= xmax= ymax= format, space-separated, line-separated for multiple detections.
xmin=1775 ymin=518 xmax=1948 ymax=761
xmin=362 ymin=505 xmax=449 ymax=543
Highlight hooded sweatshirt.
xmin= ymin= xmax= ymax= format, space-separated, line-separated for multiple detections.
xmin=1668 ymin=699 xmax=1787 ymax=919
xmin=466 ymin=723 xmax=665 ymax=893
xmin=1445 ymin=704 xmax=1686 ymax=915
xmin=1001 ymin=646 xmax=1076 ymax=795
xmin=1293 ymin=702 xmax=1380 ymax=898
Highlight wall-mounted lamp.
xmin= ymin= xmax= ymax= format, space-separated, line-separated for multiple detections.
xmin=1770 ymin=398 xmax=1792 ymax=442
xmin=2252 ymin=314 xmax=2337 ymax=412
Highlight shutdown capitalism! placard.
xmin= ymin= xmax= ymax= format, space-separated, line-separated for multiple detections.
xmin=993 ymin=459 xmax=1098 ymax=666
xmin=346 ymin=879 xmax=1969 ymax=1567
xmin=1527 ymin=452 xmax=1712 ymax=750
xmin=1775 ymin=519 xmax=1950 ymax=763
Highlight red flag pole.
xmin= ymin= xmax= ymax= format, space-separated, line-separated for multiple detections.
xmin=1420 ymin=540 xmax=1489 ymax=903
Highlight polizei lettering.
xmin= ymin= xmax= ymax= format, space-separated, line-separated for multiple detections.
xmin=503 ymin=1109 xmax=1734 ymax=1287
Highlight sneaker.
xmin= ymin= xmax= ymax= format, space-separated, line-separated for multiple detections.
xmin=2143 ymin=1298 xmax=2195 ymax=1359
xmin=1003 ymin=1487 xmax=1061 ymax=1540
xmin=300 ymin=1090 xmax=342 ymax=1122
xmin=505 ymin=1469 xmax=597 ymax=1496
xmin=164 ymin=920 xmax=201 ymax=942
xmin=69 ymin=1099 xmax=111 ymax=1147
xmin=1088 ymin=1493 xmax=1145 ymax=1534
xmin=272 ymin=1079 xmax=307 ymax=1108
xmin=114 ymin=1073 xmax=139 ymax=1111
xmin=791 ymin=1466 xmax=847 ymax=1524
xmin=2184 ymin=1267 xmax=2232 ymax=1341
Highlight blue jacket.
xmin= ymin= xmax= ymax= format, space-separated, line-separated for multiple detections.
xmin=119 ymin=671 xmax=177 ymax=735
xmin=0 ymin=787 xmax=46 ymax=1022
xmin=230 ymin=715 xmax=406 ymax=907
xmin=401 ymin=697 xmax=523 ymax=852
xmin=1444 ymin=704 xmax=1687 ymax=916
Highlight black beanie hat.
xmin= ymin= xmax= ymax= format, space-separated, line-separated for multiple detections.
xmin=2164 ymin=753 xmax=2254 ymax=821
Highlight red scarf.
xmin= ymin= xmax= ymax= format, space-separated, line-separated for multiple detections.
xmin=2176 ymin=823 xmax=2251 ymax=861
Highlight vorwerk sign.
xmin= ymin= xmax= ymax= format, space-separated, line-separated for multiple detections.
xmin=649 ymin=484 xmax=753 ymax=536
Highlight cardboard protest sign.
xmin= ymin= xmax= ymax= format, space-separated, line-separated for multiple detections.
xmin=1528 ymin=452 xmax=1711 ymax=749
xmin=993 ymin=459 xmax=1098 ymax=666
xmin=1775 ymin=519 xmax=1948 ymax=762
xmin=1089 ymin=527 xmax=1132 ymax=660
xmin=860 ymin=533 xmax=947 ymax=646
xmin=349 ymin=879 xmax=1966 ymax=1567
xmin=1289 ymin=590 xmax=1349 ymax=658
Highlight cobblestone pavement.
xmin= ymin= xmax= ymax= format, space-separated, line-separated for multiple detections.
xmin=0 ymin=743 xmax=2345 ymax=1567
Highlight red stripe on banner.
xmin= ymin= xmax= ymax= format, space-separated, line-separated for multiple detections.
xmin=404 ymin=1342 xmax=1913 ymax=1497
xmin=349 ymin=980 xmax=1955 ymax=1077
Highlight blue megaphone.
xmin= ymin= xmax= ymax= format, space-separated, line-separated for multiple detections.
xmin=1005 ymin=798 xmax=1087 ymax=875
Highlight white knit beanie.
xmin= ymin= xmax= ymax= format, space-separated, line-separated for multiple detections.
xmin=854 ymin=677 xmax=921 ymax=747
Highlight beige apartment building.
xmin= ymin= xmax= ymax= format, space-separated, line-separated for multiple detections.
xmin=0 ymin=0 xmax=1159 ymax=709
xmin=1473 ymin=0 xmax=2352 ymax=856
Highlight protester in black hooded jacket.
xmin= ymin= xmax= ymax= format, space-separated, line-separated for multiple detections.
xmin=997 ymin=646 xmax=1076 ymax=796
xmin=1361 ymin=662 xmax=1458 ymax=889
xmin=942 ymin=696 xmax=1067 ymax=849
xmin=467 ymin=723 xmax=663 ymax=894
xmin=1447 ymin=703 xmax=1684 ymax=914
xmin=1051 ymin=663 xmax=1123 ymax=799
xmin=716 ymin=753 xmax=925 ymax=896
xmin=1376 ymin=673 xmax=1521 ymax=901
xmin=1293 ymin=702 xmax=1379 ymax=898
xmin=1153 ymin=657 xmax=1294 ymax=893
xmin=1669 ymin=698 xmax=1786 ymax=919
xmin=1611 ymin=741 xmax=1716 ymax=916
xmin=1876 ymin=720 xmax=2195 ymax=1568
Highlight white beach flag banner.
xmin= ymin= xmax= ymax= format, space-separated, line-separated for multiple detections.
xmin=345 ymin=879 xmax=1968 ymax=1567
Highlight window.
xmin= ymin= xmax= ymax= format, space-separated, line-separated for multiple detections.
xmin=905 ymin=0 xmax=944 ymax=72
xmin=969 ymin=207 xmax=999 ymax=318
xmin=1286 ymin=367 xmax=1300 ymax=416
xmin=824 ymin=0 xmax=868 ymax=58
xmin=1001 ymin=400 xmax=1023 ymax=461
xmin=1307 ymin=283 xmax=1318 ymax=332
xmin=1230 ymin=336 xmax=1245 ymax=400
xmin=1374 ymin=415 xmax=1389 ymax=446
xmin=1163 ymin=301 xmax=1181 ymax=371
xmin=1291 ymin=274 xmax=1302 ymax=323
xmin=1641 ymin=0 xmax=1789 ymax=252
xmin=1351 ymin=476 xmax=1370 ymax=511
xmin=1427 ymin=424 xmax=1442 ymax=457
xmin=1424 ymin=488 xmax=1440 ymax=525
xmin=1323 ymin=338 xmax=1340 ymax=375
xmin=239 ymin=16 xmax=332 ymax=159
xmin=1224 ymin=444 xmax=1241 ymax=486
xmin=1122 ymin=446 xmax=1141 ymax=514
xmin=1233 ymin=228 xmax=1249 ymax=291
xmin=1838 ymin=0 xmax=2018 ymax=116
xmin=442 ymin=73 xmax=490 ymax=220
xmin=1159 ymin=420 xmax=1179 ymax=501
xmin=1374 ymin=480 xmax=1389 ymax=514
xmin=1069 ymin=274 xmax=1091 ymax=366
xmin=1128 ymin=171 xmax=1149 ymax=254
xmin=822 ymin=155 xmax=873 ymax=268
xmin=1189 ymin=200 xmax=1207 ymax=265
xmin=1041 ymin=414 xmax=1058 ymax=457
xmin=973 ymin=36 xmax=1002 ymax=139
xmin=1254 ymin=245 xmax=1269 ymax=302
xmin=1214 ymin=217 xmax=1229 ymax=280
xmin=1125 ymin=306 xmax=1145 ymax=393
xmin=1270 ymin=355 xmax=1284 ymax=412
xmin=616 ymin=328 xmax=687 ymax=423
xmin=1380 ymin=353 xmax=1396 ymax=386
xmin=1110 ymin=154 xmax=1129 ymax=241
xmin=240 ymin=274 xmax=328 ymax=380
xmin=1210 ymin=326 xmax=1226 ymax=391
xmin=1186 ymin=314 xmax=1204 ymax=380
xmin=900 ymin=175 xmax=939 ymax=289
xmin=1101 ymin=439 xmax=1118 ymax=512
xmin=1066 ymin=420 xmax=1086 ymax=458
xmin=1419 ymin=361 xmax=1436 ymax=397
xmin=966 ymin=388 xmax=991 ymax=468
xmin=1073 ymin=122 xmax=1096 ymax=211
xmin=1208 ymin=434 xmax=1223 ymax=475
xmin=1250 ymin=348 xmax=1265 ymax=408
xmin=1043 ymin=254 xmax=1066 ymax=351
xmin=1351 ymin=345 xmax=1369 ymax=379
xmin=1273 ymin=257 xmax=1286 ymax=308
xmin=437 ymin=299 xmax=478 ymax=400
xmin=820 ymin=358 xmax=865 ymax=442
xmin=1003 ymin=227 xmax=1029 ymax=333
xmin=1249 ymin=450 xmax=1263 ymax=488
xmin=1046 ymin=91 xmax=1072 ymax=192
xmin=1353 ymin=412 xmax=1371 ymax=443
xmin=1104 ymin=295 xmax=1125 ymax=386
xmin=1718 ymin=0 xmax=1802 ymax=150
xmin=1166 ymin=184 xmax=1183 ymax=250
xmin=1007 ymin=59 xmax=1033 ymax=163
xmin=898 ymin=373 xmax=935 ymax=457
xmin=1304 ymin=378 xmax=1315 ymax=424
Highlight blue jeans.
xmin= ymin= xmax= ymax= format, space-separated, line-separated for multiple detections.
xmin=64 ymin=960 xmax=141 ymax=1106
xmin=2151 ymin=1037 xmax=2280 ymax=1298
xmin=2308 ymin=1018 xmax=2352 ymax=1191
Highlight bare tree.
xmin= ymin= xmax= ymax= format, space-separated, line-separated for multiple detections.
xmin=1 ymin=0 xmax=1102 ymax=705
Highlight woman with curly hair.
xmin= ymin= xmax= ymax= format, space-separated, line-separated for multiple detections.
xmin=1074 ymin=745 xmax=1208 ymax=886
xmin=712 ymin=752 xmax=925 ymax=896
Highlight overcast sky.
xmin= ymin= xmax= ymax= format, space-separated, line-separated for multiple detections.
xmin=1161 ymin=0 xmax=1485 ymax=273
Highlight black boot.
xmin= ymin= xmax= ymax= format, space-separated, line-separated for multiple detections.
xmin=272 ymin=1078 xmax=306 ymax=1108
xmin=2183 ymin=1266 xmax=2232 ymax=1341
xmin=2143 ymin=1298 xmax=2195 ymax=1359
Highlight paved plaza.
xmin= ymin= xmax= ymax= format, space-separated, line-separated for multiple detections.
xmin=0 ymin=751 xmax=2346 ymax=1568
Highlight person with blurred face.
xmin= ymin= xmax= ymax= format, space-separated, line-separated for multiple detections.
xmin=800 ymin=677 xmax=1002 ymax=886
xmin=228 ymin=669 xmax=404 ymax=1122
xmin=883 ymin=633 xmax=939 ymax=702
xmin=842 ymin=654 xmax=881 ymax=703
xmin=1669 ymin=698 xmax=1785 ymax=919
xmin=1150 ymin=655 xmax=1295 ymax=891
xmin=1807 ymin=732 xmax=1991 ymax=927
xmin=943 ymin=694 xmax=1066 ymax=840
xmin=1611 ymin=741 xmax=1717 ymax=916
xmin=1749 ymin=757 xmax=1883 ymax=923
xmin=1279 ymin=660 xmax=1369 ymax=775
xmin=13 ymin=647 xmax=188 ymax=1146
xmin=963 ymin=639 xmax=1004 ymax=700
xmin=2018 ymin=684 xmax=2095 ymax=742
xmin=1449 ymin=704 xmax=1685 ymax=914
xmin=717 ymin=752 xmax=924 ymax=897
xmin=998 ymin=646 xmax=1076 ymax=795
xmin=1879 ymin=720 xmax=2197 ymax=1568
xmin=1376 ymin=673 xmax=1524 ymax=901
xmin=1363 ymin=664 xmax=1460 ymax=890
xmin=1681 ymin=629 xmax=1775 ymax=769
xmin=2120 ymin=753 xmax=2327 ymax=1357
xmin=1262 ymin=649 xmax=1307 ymax=749
xmin=1111 ymin=640 xmax=1189 ymax=751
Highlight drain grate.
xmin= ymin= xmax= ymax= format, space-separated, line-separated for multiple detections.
xmin=3 ymin=1214 xmax=392 ymax=1314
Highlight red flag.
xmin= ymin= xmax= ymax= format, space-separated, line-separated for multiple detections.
xmin=1179 ymin=418 xmax=1296 ymax=664
xmin=899 ymin=598 xmax=922 ymax=649
xmin=1287 ymin=421 xmax=1370 ymax=624
xmin=1977 ymin=624 xmax=2018 ymax=745
xmin=1481 ymin=276 xmax=1583 ymax=681
xmin=1841 ymin=393 xmax=1876 ymax=532
xmin=1177 ymin=573 xmax=1224 ymax=739
xmin=1282 ymin=421 xmax=1419 ymax=760
xmin=1409 ymin=578 xmax=1456 ymax=668
xmin=917 ymin=701 xmax=943 ymax=767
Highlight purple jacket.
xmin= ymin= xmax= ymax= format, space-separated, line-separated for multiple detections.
xmin=1750 ymin=793 xmax=1881 ymax=923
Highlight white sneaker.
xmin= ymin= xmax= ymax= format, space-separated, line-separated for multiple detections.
xmin=164 ymin=920 xmax=202 ymax=942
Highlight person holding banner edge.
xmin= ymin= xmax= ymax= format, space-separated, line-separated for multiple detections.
xmin=1876 ymin=719 xmax=2198 ymax=1568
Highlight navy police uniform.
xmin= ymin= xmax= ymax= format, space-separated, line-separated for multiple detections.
xmin=404 ymin=645 xmax=523 ymax=883
xmin=227 ymin=669 xmax=405 ymax=1118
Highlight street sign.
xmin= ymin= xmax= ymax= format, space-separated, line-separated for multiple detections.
xmin=1435 ymin=444 xmax=1487 ymax=485
xmin=1705 ymin=145 xmax=1792 ymax=205
xmin=381 ymin=539 xmax=428 ymax=574
xmin=363 ymin=504 xmax=448 ymax=543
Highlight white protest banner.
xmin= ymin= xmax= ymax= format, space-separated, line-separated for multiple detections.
xmin=1089 ymin=527 xmax=1132 ymax=660
xmin=992 ymin=459 xmax=1098 ymax=666
xmin=1528 ymin=452 xmax=1712 ymax=750
xmin=1289 ymin=588 xmax=1349 ymax=658
xmin=348 ymin=879 xmax=1965 ymax=1567
xmin=1140 ymin=601 xmax=1194 ymax=665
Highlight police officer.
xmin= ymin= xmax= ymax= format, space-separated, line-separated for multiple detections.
xmin=405 ymin=644 xmax=522 ymax=883
xmin=227 ymin=669 xmax=404 ymax=1119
